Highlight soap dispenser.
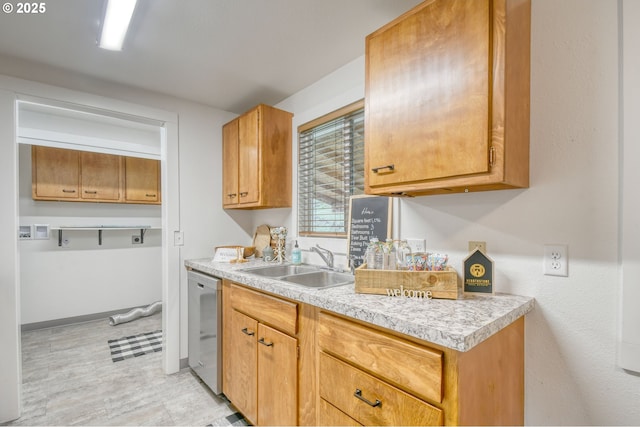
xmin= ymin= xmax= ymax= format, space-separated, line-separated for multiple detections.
xmin=291 ymin=240 xmax=302 ymax=265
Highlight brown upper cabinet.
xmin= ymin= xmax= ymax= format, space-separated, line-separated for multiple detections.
xmin=32 ymin=146 xmax=81 ymax=200
xmin=80 ymin=151 xmax=122 ymax=201
xmin=222 ymin=104 xmax=293 ymax=209
xmin=124 ymin=157 xmax=161 ymax=204
xmin=365 ymin=0 xmax=531 ymax=196
xmin=31 ymin=145 xmax=160 ymax=205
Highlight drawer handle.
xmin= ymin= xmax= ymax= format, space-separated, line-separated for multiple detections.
xmin=258 ymin=338 xmax=273 ymax=347
xmin=84 ymin=190 xmax=97 ymax=194
xmin=241 ymin=328 xmax=255 ymax=336
xmin=227 ymin=193 xmax=237 ymax=198
xmin=354 ymin=389 xmax=381 ymax=408
xmin=62 ymin=189 xmax=76 ymax=193
xmin=371 ymin=164 xmax=394 ymax=173
xmin=145 ymin=193 xmax=156 ymax=197
xmin=240 ymin=192 xmax=249 ymax=197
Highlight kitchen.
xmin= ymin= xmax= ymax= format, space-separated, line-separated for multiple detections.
xmin=1 ymin=0 xmax=639 ymax=425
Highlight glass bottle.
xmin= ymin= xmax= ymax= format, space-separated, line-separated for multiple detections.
xmin=386 ymin=238 xmax=397 ymax=270
xmin=373 ymin=238 xmax=383 ymax=269
xmin=396 ymin=240 xmax=412 ymax=270
xmin=365 ymin=238 xmax=378 ymax=269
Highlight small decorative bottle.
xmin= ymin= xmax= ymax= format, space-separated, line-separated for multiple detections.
xmin=365 ymin=238 xmax=378 ymax=269
xmin=373 ymin=238 xmax=384 ymax=269
xmin=291 ymin=240 xmax=302 ymax=265
xmin=386 ymin=238 xmax=397 ymax=270
xmin=396 ymin=240 xmax=412 ymax=270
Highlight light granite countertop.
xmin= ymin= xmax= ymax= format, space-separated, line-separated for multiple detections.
xmin=185 ymin=258 xmax=534 ymax=352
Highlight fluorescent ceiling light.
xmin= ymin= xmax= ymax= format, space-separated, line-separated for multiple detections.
xmin=99 ymin=0 xmax=137 ymax=51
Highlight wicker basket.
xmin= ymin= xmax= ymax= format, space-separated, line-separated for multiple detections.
xmin=355 ymin=264 xmax=459 ymax=300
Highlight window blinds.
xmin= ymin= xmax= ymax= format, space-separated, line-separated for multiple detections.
xmin=298 ymin=106 xmax=364 ymax=236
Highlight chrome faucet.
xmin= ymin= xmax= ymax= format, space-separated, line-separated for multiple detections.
xmin=311 ymin=244 xmax=334 ymax=269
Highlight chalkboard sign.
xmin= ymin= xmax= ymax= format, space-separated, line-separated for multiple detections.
xmin=347 ymin=195 xmax=392 ymax=268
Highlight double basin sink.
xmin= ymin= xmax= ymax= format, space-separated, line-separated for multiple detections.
xmin=241 ymin=264 xmax=354 ymax=289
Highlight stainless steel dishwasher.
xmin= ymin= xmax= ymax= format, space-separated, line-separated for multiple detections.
xmin=188 ymin=270 xmax=222 ymax=394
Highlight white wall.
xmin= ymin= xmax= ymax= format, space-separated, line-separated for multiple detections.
xmin=259 ymin=0 xmax=640 ymax=424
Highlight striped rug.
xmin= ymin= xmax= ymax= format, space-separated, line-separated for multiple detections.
xmin=108 ymin=330 xmax=162 ymax=362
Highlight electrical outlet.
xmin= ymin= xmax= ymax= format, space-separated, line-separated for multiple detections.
xmin=544 ymin=244 xmax=568 ymax=277
xmin=406 ymin=238 xmax=426 ymax=253
xmin=132 ymin=235 xmax=142 ymax=244
xmin=468 ymin=241 xmax=487 ymax=254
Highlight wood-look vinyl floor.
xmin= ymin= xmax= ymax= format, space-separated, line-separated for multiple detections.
xmin=5 ymin=313 xmax=235 ymax=426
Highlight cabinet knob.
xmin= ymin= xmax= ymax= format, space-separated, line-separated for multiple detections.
xmin=371 ymin=164 xmax=395 ymax=173
xmin=240 ymin=192 xmax=249 ymax=197
xmin=227 ymin=193 xmax=237 ymax=198
xmin=354 ymin=388 xmax=382 ymax=407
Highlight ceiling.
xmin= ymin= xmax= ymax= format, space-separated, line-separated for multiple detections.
xmin=0 ymin=0 xmax=422 ymax=113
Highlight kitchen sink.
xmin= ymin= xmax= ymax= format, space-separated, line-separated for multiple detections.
xmin=280 ymin=271 xmax=354 ymax=289
xmin=242 ymin=264 xmax=354 ymax=289
xmin=242 ymin=264 xmax=320 ymax=278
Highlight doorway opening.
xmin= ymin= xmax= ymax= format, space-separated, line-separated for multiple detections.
xmin=14 ymin=94 xmax=180 ymax=382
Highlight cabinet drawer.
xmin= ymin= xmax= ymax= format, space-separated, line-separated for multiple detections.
xmin=230 ymin=284 xmax=297 ymax=335
xmin=319 ymin=399 xmax=361 ymax=426
xmin=318 ymin=312 xmax=442 ymax=403
xmin=320 ymin=353 xmax=443 ymax=426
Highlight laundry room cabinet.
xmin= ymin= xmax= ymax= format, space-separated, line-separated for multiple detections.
xmin=80 ymin=151 xmax=122 ymax=201
xmin=31 ymin=145 xmax=161 ymax=204
xmin=364 ymin=0 xmax=531 ymax=196
xmin=222 ymin=104 xmax=293 ymax=209
xmin=31 ymin=145 xmax=81 ymax=200
xmin=123 ymin=156 xmax=161 ymax=204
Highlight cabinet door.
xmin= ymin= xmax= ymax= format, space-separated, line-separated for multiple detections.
xmin=222 ymin=119 xmax=240 ymax=207
xmin=124 ymin=157 xmax=161 ymax=204
xmin=257 ymin=323 xmax=297 ymax=426
xmin=226 ymin=309 xmax=258 ymax=424
xmin=366 ymin=0 xmax=491 ymax=188
xmin=32 ymin=146 xmax=80 ymax=199
xmin=80 ymin=152 xmax=121 ymax=201
xmin=238 ymin=108 xmax=260 ymax=205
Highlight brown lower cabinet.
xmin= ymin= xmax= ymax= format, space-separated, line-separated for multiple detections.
xmin=222 ymin=280 xmax=524 ymax=426
xmin=222 ymin=282 xmax=298 ymax=426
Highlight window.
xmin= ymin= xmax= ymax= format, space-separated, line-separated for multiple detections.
xmin=298 ymin=100 xmax=364 ymax=237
